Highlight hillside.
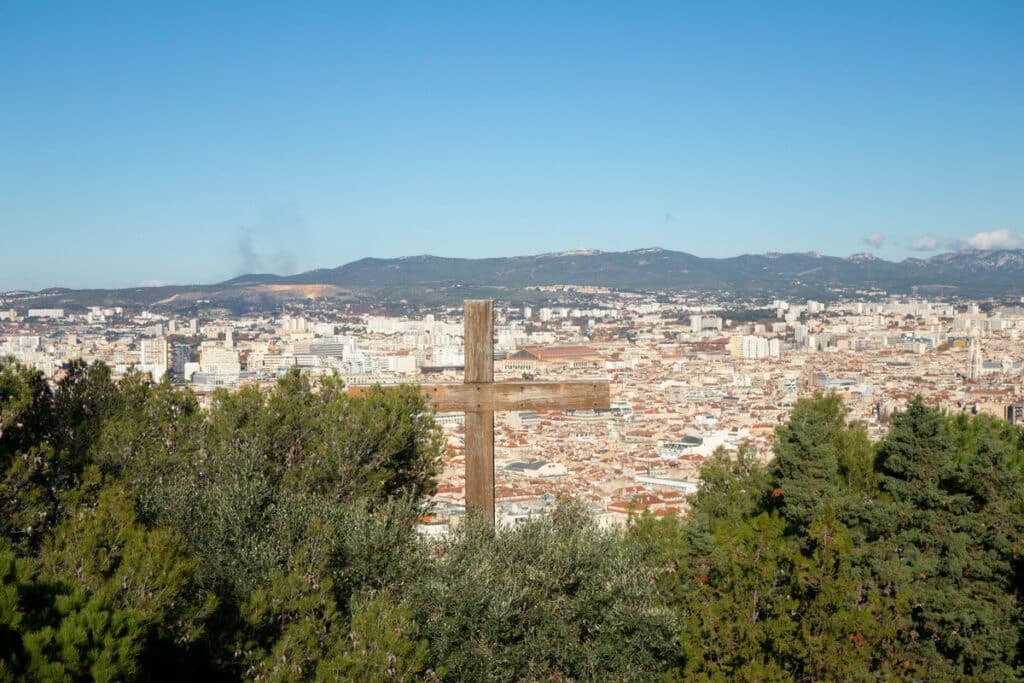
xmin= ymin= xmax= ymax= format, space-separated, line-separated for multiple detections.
xmin=210 ymin=247 xmax=1024 ymax=297
xmin=8 ymin=248 xmax=1024 ymax=311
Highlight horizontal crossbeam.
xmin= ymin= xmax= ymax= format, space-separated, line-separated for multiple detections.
xmin=348 ymin=381 xmax=610 ymax=413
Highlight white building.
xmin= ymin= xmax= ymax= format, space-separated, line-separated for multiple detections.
xmin=199 ymin=346 xmax=241 ymax=376
xmin=137 ymin=337 xmax=168 ymax=381
xmin=690 ymin=315 xmax=723 ymax=333
xmin=28 ymin=308 xmax=64 ymax=319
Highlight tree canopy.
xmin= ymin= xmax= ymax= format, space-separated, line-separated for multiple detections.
xmin=3 ymin=357 xmax=1024 ymax=681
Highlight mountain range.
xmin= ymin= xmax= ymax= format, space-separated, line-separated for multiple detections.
xmin=7 ymin=248 xmax=1024 ymax=311
xmin=222 ymin=247 xmax=1024 ymax=298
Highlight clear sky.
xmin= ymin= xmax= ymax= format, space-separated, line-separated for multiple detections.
xmin=2 ymin=2 xmax=1022 ymax=290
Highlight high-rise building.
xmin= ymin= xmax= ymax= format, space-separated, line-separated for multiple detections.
xmin=729 ymin=335 xmax=780 ymax=359
xmin=140 ymin=337 xmax=168 ymax=366
xmin=690 ymin=315 xmax=723 ymax=333
xmin=138 ymin=337 xmax=169 ymax=381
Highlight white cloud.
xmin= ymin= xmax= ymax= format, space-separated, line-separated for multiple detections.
xmin=862 ymin=232 xmax=885 ymax=248
xmin=139 ymin=280 xmax=167 ymax=287
xmin=958 ymin=228 xmax=1023 ymax=251
xmin=909 ymin=234 xmax=941 ymax=252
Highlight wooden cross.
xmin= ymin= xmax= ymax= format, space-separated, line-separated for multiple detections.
xmin=352 ymin=299 xmax=610 ymax=524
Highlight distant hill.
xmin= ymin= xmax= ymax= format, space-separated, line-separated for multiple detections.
xmin=8 ymin=248 xmax=1024 ymax=311
xmin=221 ymin=247 xmax=1024 ymax=298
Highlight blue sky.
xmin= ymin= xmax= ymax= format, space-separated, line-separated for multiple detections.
xmin=1 ymin=2 xmax=1022 ymax=290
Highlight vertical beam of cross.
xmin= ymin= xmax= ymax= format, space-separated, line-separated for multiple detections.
xmin=347 ymin=298 xmax=609 ymax=525
xmin=463 ymin=300 xmax=495 ymax=522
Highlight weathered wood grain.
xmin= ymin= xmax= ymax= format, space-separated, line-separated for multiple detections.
xmin=346 ymin=381 xmax=609 ymax=413
xmin=426 ymin=381 xmax=609 ymax=412
xmin=464 ymin=300 xmax=493 ymax=384
xmin=464 ymin=410 xmax=494 ymax=520
xmin=463 ymin=300 xmax=495 ymax=520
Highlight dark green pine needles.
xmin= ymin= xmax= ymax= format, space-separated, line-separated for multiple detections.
xmin=3 ymin=357 xmax=1024 ymax=681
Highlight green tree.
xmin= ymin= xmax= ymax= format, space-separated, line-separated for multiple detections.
xmin=0 ymin=359 xmax=53 ymax=463
xmin=2 ymin=542 xmax=149 ymax=682
xmin=1 ymin=360 xmax=124 ymax=554
xmin=852 ymin=399 xmax=1024 ymax=678
xmin=49 ymin=360 xmax=118 ymax=476
xmin=39 ymin=487 xmax=215 ymax=651
xmin=409 ymin=503 xmax=676 ymax=682
xmin=770 ymin=393 xmax=874 ymax=532
xmin=669 ymin=512 xmax=798 ymax=682
xmin=0 ymin=360 xmax=56 ymax=553
xmin=240 ymin=573 xmax=432 ymax=682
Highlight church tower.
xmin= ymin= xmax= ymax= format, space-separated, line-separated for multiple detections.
xmin=967 ymin=339 xmax=983 ymax=381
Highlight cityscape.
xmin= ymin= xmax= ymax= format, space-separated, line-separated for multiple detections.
xmin=5 ymin=286 xmax=1022 ymax=529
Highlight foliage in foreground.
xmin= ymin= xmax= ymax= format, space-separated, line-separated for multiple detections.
xmin=409 ymin=503 xmax=675 ymax=682
xmin=0 ymin=360 xmax=672 ymax=681
xmin=3 ymin=356 xmax=1024 ymax=681
xmin=635 ymin=393 xmax=1024 ymax=681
